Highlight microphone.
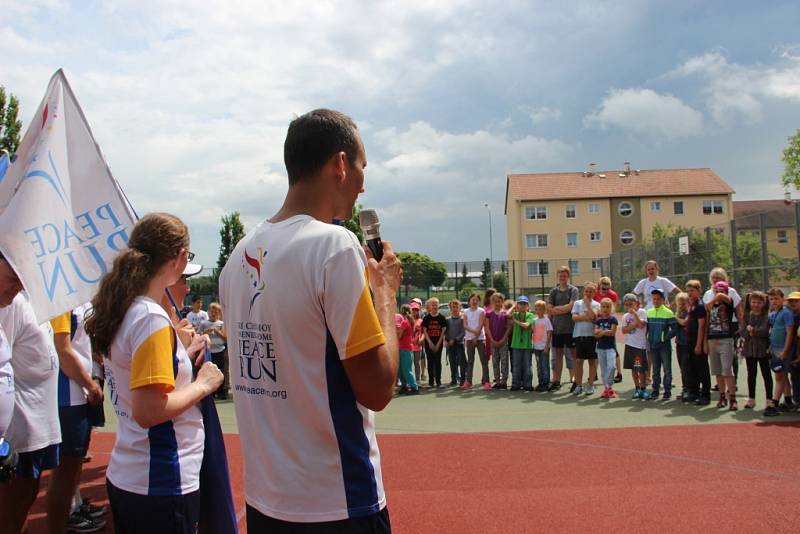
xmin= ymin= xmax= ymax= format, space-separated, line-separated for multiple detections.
xmin=358 ymin=209 xmax=383 ymax=262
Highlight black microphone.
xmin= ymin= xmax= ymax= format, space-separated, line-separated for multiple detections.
xmin=358 ymin=209 xmax=383 ymax=262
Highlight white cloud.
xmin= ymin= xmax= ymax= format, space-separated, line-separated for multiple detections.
xmin=669 ymin=50 xmax=800 ymax=125
xmin=526 ymin=106 xmax=562 ymax=124
xmin=583 ymin=88 xmax=704 ymax=139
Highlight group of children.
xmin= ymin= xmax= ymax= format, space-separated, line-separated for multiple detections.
xmin=395 ymin=262 xmax=800 ymax=418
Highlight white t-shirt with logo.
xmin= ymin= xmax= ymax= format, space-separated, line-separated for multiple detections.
xmin=571 ymin=299 xmax=601 ymax=338
xmin=0 ymin=325 xmax=14 ymax=439
xmin=463 ymin=307 xmax=486 ymax=341
xmin=220 ymin=215 xmax=387 ymax=522
xmin=50 ymin=303 xmax=94 ymax=407
xmin=634 ymin=276 xmax=678 ymax=309
xmin=186 ymin=310 xmax=209 ymax=331
xmin=622 ymin=309 xmax=649 ymax=349
xmin=105 ymin=296 xmax=204 ymax=496
xmin=0 ymin=293 xmax=60 ymax=453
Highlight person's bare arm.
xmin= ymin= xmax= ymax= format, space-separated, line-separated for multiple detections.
xmin=342 ymin=241 xmax=402 ymax=412
xmin=53 ymin=333 xmax=103 ymax=405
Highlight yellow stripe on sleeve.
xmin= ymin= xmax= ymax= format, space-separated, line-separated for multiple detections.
xmin=50 ymin=312 xmax=71 ymax=335
xmin=130 ymin=326 xmax=176 ymax=391
xmin=344 ymin=269 xmax=387 ymax=359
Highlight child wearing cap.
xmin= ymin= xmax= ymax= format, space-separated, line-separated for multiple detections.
xmin=646 ymin=289 xmax=678 ymax=400
xmin=707 ymin=281 xmax=737 ymax=410
xmin=510 ymin=296 xmax=534 ymax=391
xmin=621 ymin=293 xmax=649 ymax=399
xmin=768 ymin=288 xmax=795 ymax=412
xmin=571 ymin=283 xmax=601 ymax=396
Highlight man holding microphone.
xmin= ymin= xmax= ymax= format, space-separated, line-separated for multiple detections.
xmin=220 ymin=109 xmax=401 ymax=532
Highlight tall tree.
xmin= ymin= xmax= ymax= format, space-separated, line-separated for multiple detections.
xmin=782 ymin=129 xmax=800 ymax=191
xmin=0 ymin=86 xmax=23 ymax=154
xmin=481 ymin=258 xmax=493 ymax=289
xmin=396 ymin=252 xmax=447 ymax=292
xmin=214 ymin=211 xmax=246 ymax=281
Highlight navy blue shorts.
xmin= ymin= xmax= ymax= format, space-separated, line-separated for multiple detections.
xmin=16 ymin=443 xmax=60 ymax=479
xmin=246 ymin=504 xmax=391 ymax=533
xmin=59 ymin=404 xmax=91 ymax=457
xmin=107 ymin=479 xmax=200 ymax=534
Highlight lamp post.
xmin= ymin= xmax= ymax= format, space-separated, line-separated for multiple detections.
xmin=484 ymin=203 xmax=493 ymax=277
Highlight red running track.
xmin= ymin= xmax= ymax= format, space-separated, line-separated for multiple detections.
xmin=26 ymin=421 xmax=800 ymax=533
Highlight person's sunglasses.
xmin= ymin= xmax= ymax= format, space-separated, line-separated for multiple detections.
xmin=187 ymin=251 xmax=196 ymax=261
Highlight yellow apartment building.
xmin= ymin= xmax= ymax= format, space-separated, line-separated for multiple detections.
xmin=505 ymin=167 xmax=734 ymax=294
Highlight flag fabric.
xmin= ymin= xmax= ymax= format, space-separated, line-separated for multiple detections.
xmin=0 ymin=70 xmax=137 ymax=323
xmin=0 ymin=152 xmax=9 ymax=184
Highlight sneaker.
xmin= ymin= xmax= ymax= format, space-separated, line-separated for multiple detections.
xmin=491 ymin=382 xmax=501 ymax=389
xmin=548 ymin=381 xmax=562 ymax=392
xmin=408 ymin=388 xmax=420 ymax=395
xmin=572 ymin=385 xmax=583 ymax=396
xmin=569 ymin=382 xmax=578 ymax=393
xmin=632 ymin=388 xmax=641 ymax=400
xmin=778 ymin=402 xmax=796 ymax=412
xmin=482 ymin=382 xmax=492 ymax=390
xmin=647 ymin=390 xmax=658 ymax=400
xmin=77 ymin=500 xmax=107 ymax=520
xmin=523 ymin=386 xmax=534 ymax=392
xmin=764 ymin=405 xmax=780 ymax=417
xmin=614 ymin=373 xmax=623 ymax=383
xmin=584 ymin=385 xmax=595 ymax=396
xmin=695 ymin=396 xmax=711 ymax=406
xmin=396 ymin=386 xmax=409 ymax=395
xmin=449 ymin=381 xmax=458 ymax=387
xmin=745 ymin=398 xmax=755 ymax=409
xmin=729 ymin=400 xmax=739 ymax=411
xmin=609 ymin=389 xmax=618 ymax=398
xmin=67 ymin=512 xmax=105 ymax=533
xmin=599 ymin=388 xmax=609 ymax=399
xmin=717 ymin=396 xmax=728 ymax=408
xmin=662 ymin=391 xmax=671 ymax=401
xmin=685 ymin=394 xmax=698 ymax=404
xmin=510 ymin=386 xmax=521 ymax=391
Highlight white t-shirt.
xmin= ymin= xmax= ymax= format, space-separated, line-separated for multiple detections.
xmin=463 ymin=307 xmax=486 ymax=341
xmin=0 ymin=325 xmax=14 ymax=439
xmin=105 ymin=296 xmax=204 ymax=496
xmin=703 ymin=288 xmax=741 ymax=323
xmin=50 ymin=303 xmax=94 ymax=407
xmin=202 ymin=319 xmax=226 ymax=354
xmin=634 ymin=276 xmax=678 ymax=309
xmin=0 ymin=293 xmax=60 ymax=453
xmin=532 ymin=316 xmax=553 ymax=350
xmin=186 ymin=310 xmax=209 ymax=331
xmin=220 ymin=215 xmax=387 ymax=522
xmin=571 ymin=299 xmax=601 ymax=338
xmin=622 ymin=309 xmax=649 ymax=350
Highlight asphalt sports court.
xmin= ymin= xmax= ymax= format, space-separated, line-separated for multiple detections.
xmin=27 ymin=366 xmax=800 ymax=533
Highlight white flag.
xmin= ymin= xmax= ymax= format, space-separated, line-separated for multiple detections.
xmin=0 ymin=70 xmax=136 ymax=323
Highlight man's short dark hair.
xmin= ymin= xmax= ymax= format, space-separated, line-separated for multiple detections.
xmin=284 ymin=109 xmax=360 ymax=185
xmin=191 ymin=295 xmax=202 ymax=303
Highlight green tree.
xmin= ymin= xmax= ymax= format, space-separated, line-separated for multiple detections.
xmin=342 ymin=203 xmax=364 ymax=244
xmin=480 ymin=258 xmax=492 ymax=289
xmin=0 ymin=86 xmax=23 ymax=154
xmin=188 ymin=275 xmax=218 ymax=301
xmin=781 ymin=128 xmax=800 ymax=191
xmin=396 ymin=252 xmax=447 ymax=292
xmin=492 ymin=272 xmax=509 ymax=295
xmin=214 ymin=212 xmax=246 ymax=282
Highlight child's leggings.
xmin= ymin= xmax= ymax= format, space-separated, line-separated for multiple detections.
xmin=745 ymin=356 xmax=773 ymax=400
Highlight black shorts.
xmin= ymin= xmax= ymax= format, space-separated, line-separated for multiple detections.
xmin=623 ymin=346 xmax=648 ymax=371
xmin=246 ymin=504 xmax=391 ymax=533
xmin=574 ymin=336 xmax=597 ymax=360
xmin=58 ymin=404 xmax=92 ymax=457
xmin=552 ymin=333 xmax=575 ymax=348
xmin=15 ymin=443 xmax=60 ymax=479
xmin=107 ymin=479 xmax=200 ymax=534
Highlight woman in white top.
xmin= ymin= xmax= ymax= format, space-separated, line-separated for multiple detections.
xmin=633 ymin=260 xmax=680 ymax=309
xmin=85 ymin=213 xmax=222 ymax=534
xmin=463 ymin=293 xmax=490 ymax=389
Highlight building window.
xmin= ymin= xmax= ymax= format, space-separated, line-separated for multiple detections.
xmin=590 ymin=231 xmax=602 ymax=242
xmin=588 ymin=203 xmax=600 ymax=214
xmin=565 ymin=204 xmax=576 ymax=219
xmin=566 ymin=232 xmax=578 ymax=247
xmin=591 ymin=259 xmax=602 ymax=270
xmin=525 ymin=206 xmax=548 ymax=220
xmin=777 ymin=230 xmax=788 ymax=243
xmin=618 ymin=202 xmax=633 ymax=217
xmin=673 ymin=201 xmax=684 ymax=215
xmin=702 ymin=200 xmax=724 ymax=215
xmin=527 ymin=261 xmax=549 ymax=276
xmin=620 ymin=230 xmax=636 ymax=245
xmin=650 ymin=201 xmax=661 ymax=212
xmin=526 ymin=234 xmax=548 ymax=248
xmin=568 ymin=259 xmax=579 ymax=274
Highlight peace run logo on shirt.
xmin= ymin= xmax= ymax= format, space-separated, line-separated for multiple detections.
xmin=241 ymin=246 xmax=268 ymax=315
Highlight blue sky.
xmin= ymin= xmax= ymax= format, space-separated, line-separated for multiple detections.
xmin=2 ymin=0 xmax=799 ymax=268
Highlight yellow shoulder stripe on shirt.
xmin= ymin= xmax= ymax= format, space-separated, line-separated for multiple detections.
xmin=130 ymin=326 xmax=176 ymax=391
xmin=344 ymin=269 xmax=386 ymax=359
xmin=50 ymin=312 xmax=71 ymax=335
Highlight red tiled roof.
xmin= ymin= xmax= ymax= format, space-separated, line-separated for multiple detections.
xmin=506 ymin=168 xmax=734 ymax=204
xmin=733 ymin=199 xmax=797 ymax=229
xmin=733 ymin=199 xmax=791 ymax=217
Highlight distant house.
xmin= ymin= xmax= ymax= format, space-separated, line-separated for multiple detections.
xmin=733 ymin=199 xmax=799 ymax=260
xmin=505 ymin=166 xmax=734 ymax=290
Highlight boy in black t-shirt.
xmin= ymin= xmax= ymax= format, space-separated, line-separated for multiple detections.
xmin=422 ymin=297 xmax=448 ymax=388
xmin=684 ymin=280 xmax=710 ymax=404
